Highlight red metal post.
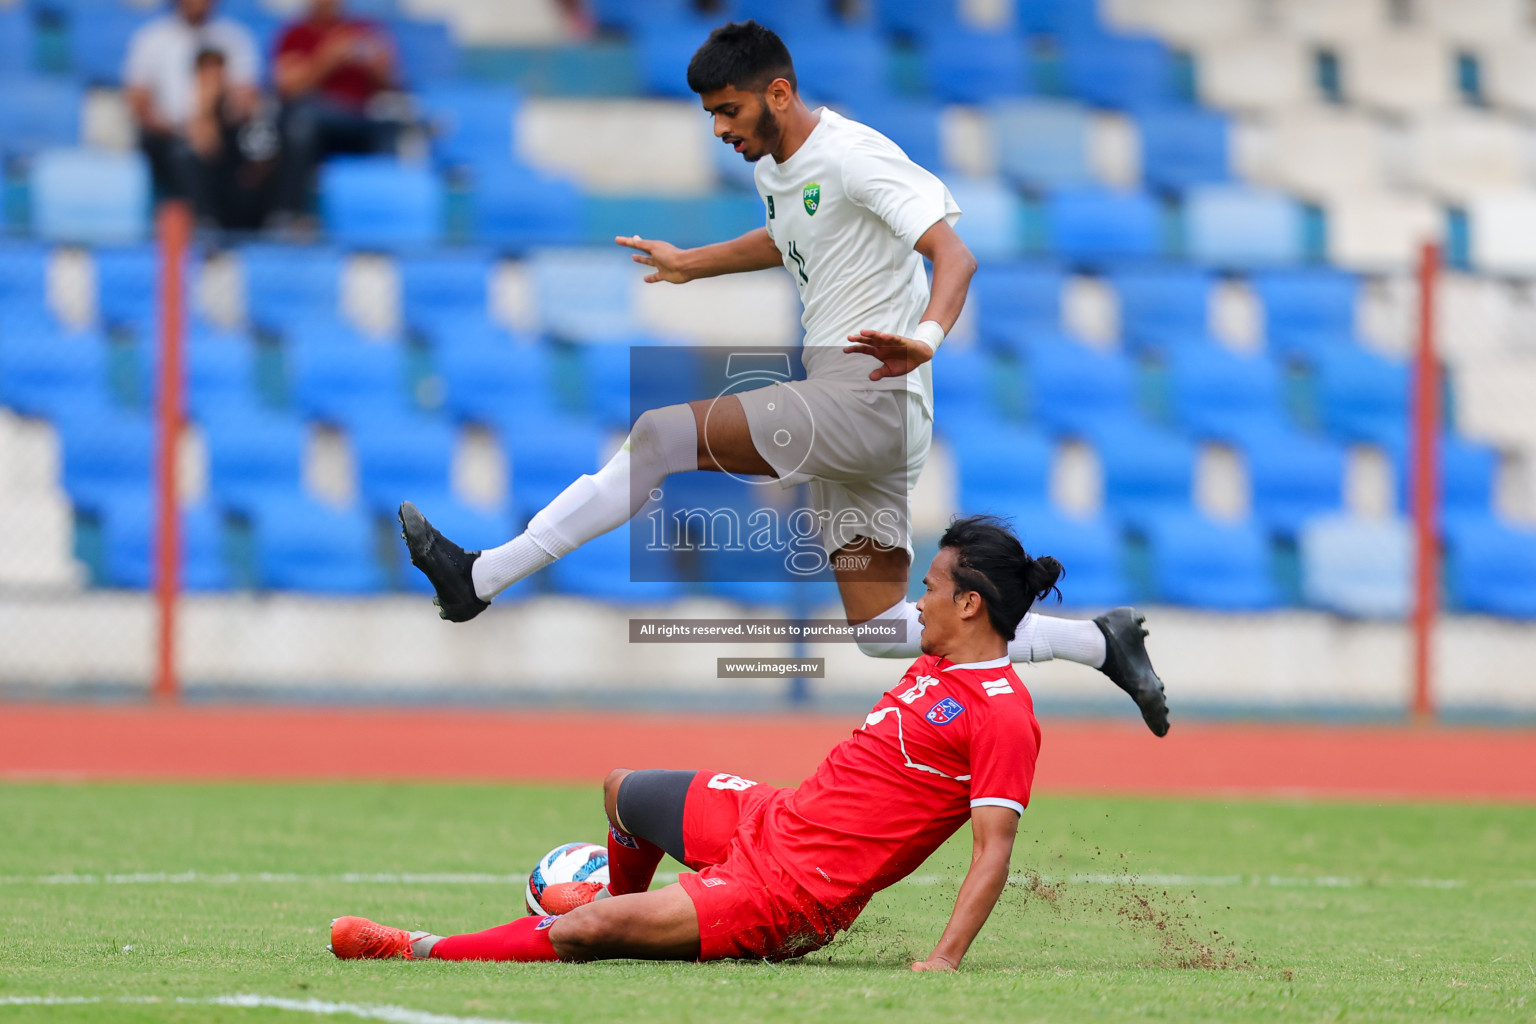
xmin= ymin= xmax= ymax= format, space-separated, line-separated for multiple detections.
xmin=153 ymin=203 xmax=191 ymax=703
xmin=1410 ymin=242 xmax=1440 ymax=724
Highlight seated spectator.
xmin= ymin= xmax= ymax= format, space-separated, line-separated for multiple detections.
xmin=125 ymin=0 xmax=261 ymax=224
xmin=272 ymin=0 xmax=401 ymax=229
xmin=187 ymin=48 xmax=280 ymax=231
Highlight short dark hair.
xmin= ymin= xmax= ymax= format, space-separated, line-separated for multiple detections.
xmin=687 ymin=20 xmax=796 ymax=95
xmin=939 ymin=515 xmax=1063 ymax=640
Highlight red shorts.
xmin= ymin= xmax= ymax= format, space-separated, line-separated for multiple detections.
xmin=674 ymin=771 xmax=866 ymax=962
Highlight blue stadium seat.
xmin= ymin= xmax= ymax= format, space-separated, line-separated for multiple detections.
xmin=393 ymin=494 xmax=520 ymax=597
xmin=319 ymin=158 xmax=443 ymax=248
xmin=931 ymin=346 xmax=1008 ymax=439
xmin=1060 ymin=33 xmax=1175 ymax=109
xmin=469 ymin=160 xmax=584 ymax=250
xmin=92 ymin=245 xmax=161 ymax=326
xmin=848 ymin=98 xmax=943 ymax=172
xmin=582 ymin=194 xmax=767 ymax=250
xmin=1299 ymin=513 xmax=1411 ymax=618
xmin=730 ymin=0 xmax=840 ymax=32
xmin=527 ymin=250 xmax=636 ymax=341
xmin=1184 ymin=185 xmax=1304 ymax=267
xmin=1044 ymin=187 xmax=1162 ymax=263
xmin=1109 ymin=265 xmax=1212 ymax=348
xmin=1243 ymin=428 xmax=1346 ymax=537
xmin=202 ymin=406 xmax=307 ymax=513
xmin=390 ymin=18 xmax=458 ymax=88
xmin=1024 ymin=340 xmax=1136 ymax=437
xmin=970 ymin=262 xmax=1063 ymax=353
xmin=397 ymin=249 xmax=494 ymax=326
xmin=1388 ymin=435 xmax=1499 ymax=530
xmin=1015 ymin=0 xmax=1104 ymax=36
xmin=68 ymin=6 xmax=152 ymax=84
xmin=287 ymin=337 xmax=412 ymax=426
xmin=872 ymin=0 xmax=959 ymax=37
xmin=780 ymin=29 xmax=889 ymax=105
xmin=1144 ymin=510 xmax=1279 ymax=609
xmin=503 ymin=413 xmax=606 ymax=522
xmin=239 ymin=244 xmax=342 ymax=325
xmin=0 ymin=7 xmax=35 ymax=74
xmin=1445 ymin=518 xmax=1536 ymax=618
xmin=151 ymin=327 xmax=260 ymax=422
xmin=1087 ymin=415 xmax=1197 ymax=528
xmin=101 ymin=495 xmax=229 ymax=591
xmin=0 ymin=242 xmax=52 ymax=316
xmin=0 ymin=322 xmax=109 ymax=420
xmin=0 ymin=76 xmax=81 ymax=154
xmin=635 ymin=20 xmax=716 ymax=99
xmin=946 ymin=177 xmax=1025 ymax=262
xmin=1252 ymin=268 xmax=1358 ymax=360
xmin=1137 ymin=107 xmax=1229 ymax=190
xmin=415 ymin=311 xmax=528 ymax=352
xmin=953 ymin=424 xmax=1053 ymax=513
xmin=578 ymin=339 xmax=643 ymax=428
xmin=923 ymin=29 xmax=1031 ymax=104
xmin=350 ymin=411 xmax=456 ymax=513
xmin=419 ymin=83 xmax=518 ymax=168
xmin=549 ymin=525 xmax=686 ymax=603
xmin=250 ymin=493 xmax=384 ymax=593
xmin=1166 ymin=345 xmax=1286 ymax=442
xmin=1013 ymin=505 xmax=1133 ymax=608
xmin=991 ymin=100 xmax=1093 ymax=189
xmin=591 ymin=0 xmax=695 ymax=32
xmin=1314 ymin=346 xmax=1409 ymax=446
xmin=440 ymin=338 xmax=560 ymax=425
xmin=55 ymin=402 xmax=153 ymax=513
xmin=30 ymin=148 xmax=150 ymax=245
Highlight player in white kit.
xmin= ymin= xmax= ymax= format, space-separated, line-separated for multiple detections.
xmin=399 ymin=20 xmax=1168 ymax=735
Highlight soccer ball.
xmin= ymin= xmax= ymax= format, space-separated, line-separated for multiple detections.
xmin=525 ymin=841 xmax=609 ymax=916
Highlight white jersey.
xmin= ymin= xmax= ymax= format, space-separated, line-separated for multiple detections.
xmin=753 ymin=109 xmax=960 ymax=409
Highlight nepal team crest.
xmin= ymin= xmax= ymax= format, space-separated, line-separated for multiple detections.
xmin=926 ymin=697 xmax=966 ymax=725
xmin=803 ymin=181 xmax=821 ymax=216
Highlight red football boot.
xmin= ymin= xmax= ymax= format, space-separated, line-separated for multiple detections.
xmin=329 ymin=916 xmax=416 ymax=960
xmin=536 ymin=881 xmax=608 ymax=915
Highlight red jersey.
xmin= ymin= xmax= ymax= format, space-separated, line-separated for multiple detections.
xmin=275 ymin=18 xmax=390 ymax=109
xmin=758 ymin=653 xmax=1041 ymax=906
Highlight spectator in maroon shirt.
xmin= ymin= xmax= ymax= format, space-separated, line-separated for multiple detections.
xmin=271 ymin=0 xmax=400 ymax=227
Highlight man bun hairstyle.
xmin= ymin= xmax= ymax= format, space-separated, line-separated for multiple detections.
xmin=939 ymin=514 xmax=1063 ymax=640
xmin=687 ymin=20 xmax=797 ymax=95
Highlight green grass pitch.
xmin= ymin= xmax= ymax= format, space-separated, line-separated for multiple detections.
xmin=1 ymin=782 xmax=1533 ymax=1023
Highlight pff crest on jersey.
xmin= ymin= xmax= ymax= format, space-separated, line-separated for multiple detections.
xmin=803 ymin=182 xmax=821 ymax=216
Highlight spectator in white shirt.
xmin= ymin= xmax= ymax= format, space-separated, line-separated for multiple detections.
xmin=124 ymin=0 xmax=260 ymax=222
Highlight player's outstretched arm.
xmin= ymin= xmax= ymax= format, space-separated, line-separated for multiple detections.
xmin=844 ymin=220 xmax=977 ymax=381
xmin=615 ymin=228 xmax=781 ymax=284
xmin=911 ymin=805 xmax=1019 ymax=972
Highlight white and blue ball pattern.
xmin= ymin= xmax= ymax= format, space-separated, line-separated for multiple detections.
xmin=525 ymin=842 xmax=610 ymax=916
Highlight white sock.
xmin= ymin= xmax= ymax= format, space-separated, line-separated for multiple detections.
xmin=855 ymin=600 xmax=1108 ymax=669
xmin=409 ymin=931 xmax=441 ymax=958
xmin=1010 ymin=613 xmax=1106 ymax=668
xmin=856 ymin=598 xmax=924 ymax=658
xmin=471 ymin=404 xmax=699 ymax=601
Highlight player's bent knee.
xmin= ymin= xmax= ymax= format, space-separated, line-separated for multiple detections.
xmin=547 ymin=903 xmax=618 ymax=961
xmin=603 ymin=768 xmax=632 ymax=825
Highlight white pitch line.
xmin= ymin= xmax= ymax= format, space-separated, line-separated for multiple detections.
xmin=1 ymin=871 xmax=1529 ymax=889
xmin=0 ymin=994 xmax=538 ymax=1024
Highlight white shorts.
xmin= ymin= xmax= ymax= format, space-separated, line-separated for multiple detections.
xmin=732 ymin=378 xmax=933 ymax=558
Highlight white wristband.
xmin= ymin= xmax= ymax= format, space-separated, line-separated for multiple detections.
xmin=913 ymin=320 xmax=946 ymax=353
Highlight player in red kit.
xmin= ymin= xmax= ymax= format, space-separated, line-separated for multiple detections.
xmin=330 ymin=515 xmax=1059 ymax=971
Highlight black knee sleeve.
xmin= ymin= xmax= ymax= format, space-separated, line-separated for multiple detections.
xmin=613 ymin=769 xmax=695 ymax=864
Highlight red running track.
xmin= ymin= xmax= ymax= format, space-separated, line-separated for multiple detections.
xmin=2 ymin=705 xmax=1534 ymax=801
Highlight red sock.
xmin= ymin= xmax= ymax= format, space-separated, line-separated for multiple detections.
xmin=607 ymin=823 xmax=665 ymax=896
xmin=429 ymin=916 xmax=561 ymax=962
